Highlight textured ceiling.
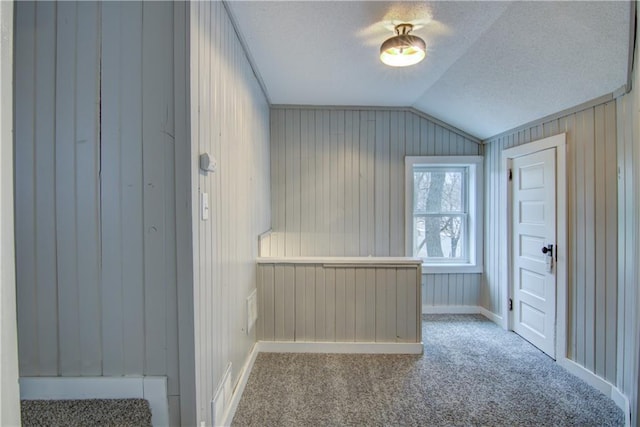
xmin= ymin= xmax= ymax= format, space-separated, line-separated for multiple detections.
xmin=227 ymin=1 xmax=631 ymax=139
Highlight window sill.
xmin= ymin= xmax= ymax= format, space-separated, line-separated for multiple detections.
xmin=420 ymin=263 xmax=483 ymax=274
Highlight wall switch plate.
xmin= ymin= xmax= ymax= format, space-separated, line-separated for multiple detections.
xmin=201 ymin=192 xmax=209 ymax=221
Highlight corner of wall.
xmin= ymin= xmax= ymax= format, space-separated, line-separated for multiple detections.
xmin=0 ymin=1 xmax=20 ymax=425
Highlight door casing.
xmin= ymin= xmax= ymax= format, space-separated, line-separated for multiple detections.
xmin=501 ymin=133 xmax=567 ymax=361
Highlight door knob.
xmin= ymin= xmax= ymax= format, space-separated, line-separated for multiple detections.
xmin=541 ymin=244 xmax=553 ymax=256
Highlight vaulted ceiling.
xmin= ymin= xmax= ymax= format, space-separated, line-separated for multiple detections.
xmin=227 ymin=1 xmax=631 ymax=139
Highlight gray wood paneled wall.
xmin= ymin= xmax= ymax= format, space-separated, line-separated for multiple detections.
xmin=616 ymin=89 xmax=638 ymax=417
xmin=0 ymin=2 xmax=20 ymax=425
xmin=422 ymin=274 xmax=480 ymax=308
xmin=190 ymin=2 xmax=271 ymax=425
xmin=257 ymin=262 xmax=421 ymax=343
xmin=483 ymin=100 xmax=618 ymax=385
xmin=14 ymin=2 xmax=194 ymax=425
xmin=268 ymin=108 xmax=482 ymax=308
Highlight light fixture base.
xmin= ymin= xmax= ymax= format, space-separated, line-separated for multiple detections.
xmin=380 ymin=23 xmax=426 ymax=67
xmin=395 ymin=23 xmax=414 ymax=36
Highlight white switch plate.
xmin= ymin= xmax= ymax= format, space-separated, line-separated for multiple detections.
xmin=201 ymin=192 xmax=209 ymax=221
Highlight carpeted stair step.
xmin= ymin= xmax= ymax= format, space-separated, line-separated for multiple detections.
xmin=21 ymin=398 xmax=152 ymax=427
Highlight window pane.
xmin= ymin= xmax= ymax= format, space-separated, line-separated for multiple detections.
xmin=414 ymin=215 xmax=465 ymax=260
xmin=413 ymin=169 xmax=464 ymax=213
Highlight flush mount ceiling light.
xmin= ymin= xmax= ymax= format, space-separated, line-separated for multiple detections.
xmin=380 ymin=23 xmax=426 ymax=67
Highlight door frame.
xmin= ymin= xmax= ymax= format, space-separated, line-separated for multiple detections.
xmin=501 ymin=133 xmax=567 ymax=361
xmin=0 ymin=1 xmax=21 ymax=425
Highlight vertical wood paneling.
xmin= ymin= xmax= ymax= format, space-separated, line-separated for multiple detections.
xmin=385 ymin=269 xmax=397 ymax=341
xmin=365 ymin=268 xmax=376 ymax=340
xmin=257 ymin=263 xmax=421 ymax=343
xmin=34 ymin=2 xmax=58 ymax=376
xmin=274 ymin=265 xmax=285 ymax=340
xmin=15 ymin=1 xmax=38 ymax=375
xmin=142 ymin=1 xmax=174 ymax=379
xmin=270 ymin=107 xmax=482 ymax=307
xmin=345 ymin=268 xmax=356 ymax=341
xmin=271 ymin=107 xmax=480 ymax=259
xmin=603 ymin=102 xmax=617 ymax=383
xmin=355 ymin=269 xmax=367 ymax=341
xmin=295 ymin=266 xmax=306 ymax=340
xmin=406 ymin=269 xmax=418 ymax=341
xmin=325 ymin=267 xmax=336 ymax=341
xmin=616 ymin=90 xmax=637 ymax=406
xmin=300 ymin=111 xmax=311 ymax=255
xmin=0 ymin=2 xmax=18 ymax=423
xmin=594 ymin=104 xmax=606 ymax=377
xmin=304 ymin=266 xmax=315 ymax=339
xmin=75 ymin=1 xmax=102 ymax=376
xmin=335 ymin=268 xmax=346 ymax=341
xmin=483 ymin=99 xmax=619 ymax=385
xmin=283 ymin=266 xmax=295 ymax=340
xmin=173 ymin=4 xmax=194 ymax=422
xmin=54 ymin=1 xmax=81 ymax=376
xmin=190 ymin=2 xmax=271 ymax=423
xmin=262 ymin=264 xmax=275 ymax=341
xmin=101 ymin=0 xmax=147 ymax=379
xmin=375 ymin=268 xmax=387 ymax=341
xmin=421 ymin=274 xmax=482 ymax=307
xmin=15 ymin=2 xmax=192 ymax=423
xmin=100 ymin=1 xmax=125 ymax=377
xmin=314 ymin=266 xmax=326 ymax=341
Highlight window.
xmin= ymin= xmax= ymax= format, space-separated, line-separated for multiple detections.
xmin=405 ymin=156 xmax=483 ymax=273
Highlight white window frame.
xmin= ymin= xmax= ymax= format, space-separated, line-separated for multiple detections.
xmin=405 ymin=156 xmax=483 ymax=273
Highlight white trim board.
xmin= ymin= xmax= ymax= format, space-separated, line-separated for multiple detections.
xmin=422 ymin=305 xmax=481 ymax=314
xmin=405 ymin=156 xmax=484 ymax=274
xmin=421 ymin=305 xmax=503 ymax=326
xmin=257 ymin=256 xmax=421 ymax=265
xmin=257 ymin=341 xmax=423 ymax=355
xmin=501 ymin=133 xmax=568 ymax=362
xmin=221 ymin=344 xmax=260 ymax=427
xmin=558 ymin=358 xmax=631 ymax=426
xmin=478 ymin=307 xmax=503 ymax=325
xmin=0 ymin=2 xmax=19 ymax=426
xmin=19 ymin=376 xmax=169 ymax=427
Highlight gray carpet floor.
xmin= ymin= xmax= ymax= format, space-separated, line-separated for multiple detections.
xmin=232 ymin=314 xmax=624 ymax=426
xmin=21 ymin=398 xmax=152 ymax=427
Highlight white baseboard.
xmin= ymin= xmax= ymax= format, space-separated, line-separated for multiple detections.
xmin=221 ymin=344 xmax=260 ymax=427
xmin=257 ymin=341 xmax=423 ymax=355
xmin=421 ymin=305 xmax=504 ymax=328
xmin=610 ymin=386 xmax=631 ymax=427
xmin=422 ymin=305 xmax=480 ymax=314
xmin=478 ymin=307 xmax=503 ymax=325
xmin=19 ymin=376 xmax=169 ymax=427
xmin=558 ymin=358 xmax=611 ymax=395
xmin=558 ymin=358 xmax=630 ymax=425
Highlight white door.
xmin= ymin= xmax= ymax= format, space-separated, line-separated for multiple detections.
xmin=511 ymin=148 xmax=556 ymax=358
